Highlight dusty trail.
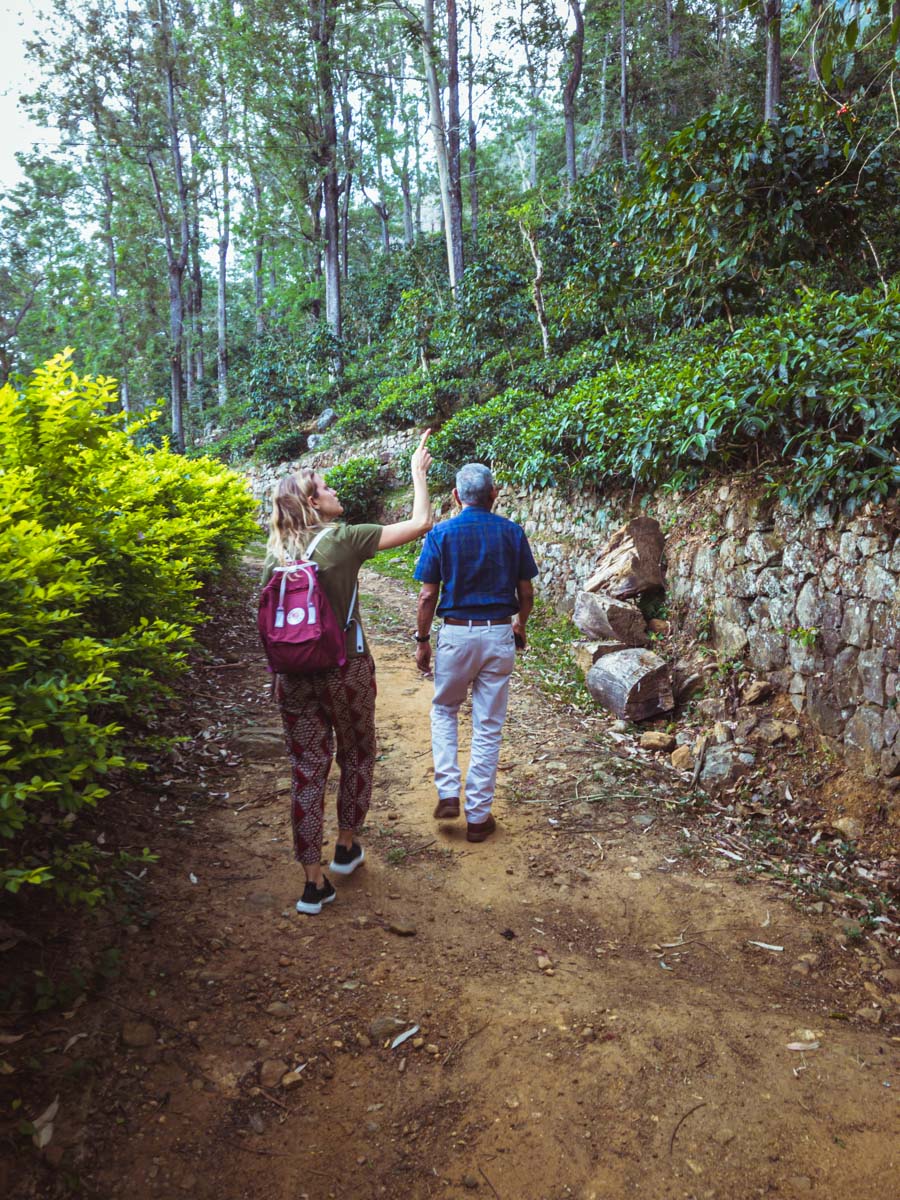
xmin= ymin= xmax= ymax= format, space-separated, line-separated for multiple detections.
xmin=19 ymin=566 xmax=897 ymax=1200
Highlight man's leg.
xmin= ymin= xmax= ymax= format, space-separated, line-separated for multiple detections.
xmin=431 ymin=626 xmax=477 ymax=810
xmin=464 ymin=626 xmax=516 ymax=826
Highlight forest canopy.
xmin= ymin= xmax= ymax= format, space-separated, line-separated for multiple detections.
xmin=2 ymin=0 xmax=899 ymax=503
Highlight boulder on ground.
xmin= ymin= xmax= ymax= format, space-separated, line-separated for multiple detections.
xmin=584 ymin=517 xmax=665 ymax=599
xmin=586 ymin=649 xmax=674 ymax=721
xmin=317 ymin=407 xmax=337 ymax=431
xmin=573 ymin=591 xmax=648 ymax=647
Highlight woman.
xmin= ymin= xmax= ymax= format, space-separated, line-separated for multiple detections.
xmin=263 ymin=430 xmax=432 ymax=915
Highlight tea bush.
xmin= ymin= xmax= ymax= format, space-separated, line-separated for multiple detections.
xmin=500 ymin=285 xmax=900 ymax=507
xmin=324 ymin=456 xmax=386 ymax=524
xmin=0 ymin=352 xmax=257 ymax=902
xmin=426 ymin=285 xmax=900 ymax=509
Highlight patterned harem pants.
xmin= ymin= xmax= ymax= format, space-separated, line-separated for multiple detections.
xmin=276 ymin=656 xmax=377 ymax=865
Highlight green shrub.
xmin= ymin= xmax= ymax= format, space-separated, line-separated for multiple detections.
xmin=0 ymin=352 xmax=258 ymax=903
xmin=325 ymin=456 xmax=387 ymax=524
xmin=490 ymin=284 xmax=900 ymax=508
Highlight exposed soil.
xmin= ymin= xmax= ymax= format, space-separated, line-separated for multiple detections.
xmin=3 ymin=564 xmax=899 ymax=1200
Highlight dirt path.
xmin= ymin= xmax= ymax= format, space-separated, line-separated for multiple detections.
xmin=9 ymin=567 xmax=898 ymax=1200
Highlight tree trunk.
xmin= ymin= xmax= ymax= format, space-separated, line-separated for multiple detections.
xmin=251 ymin=176 xmax=265 ymax=336
xmin=619 ymin=0 xmax=628 ymax=164
xmin=583 ymin=33 xmax=610 ymax=171
xmin=716 ymin=2 xmax=731 ymax=96
xmin=446 ymin=0 xmax=465 ymax=294
xmin=97 ymin=152 xmax=130 ymax=412
xmin=807 ymin=0 xmax=822 ymax=83
xmin=216 ymin=175 xmax=229 ymax=409
xmin=310 ymin=0 xmax=342 ymax=359
xmin=423 ymin=0 xmax=459 ymax=295
xmin=466 ymin=3 xmax=478 ymax=243
xmin=339 ymin=69 xmax=353 ymax=282
xmin=764 ymin=1 xmax=782 ymax=124
xmin=563 ymin=0 xmax=584 ymax=188
xmin=520 ymin=222 xmax=550 ymax=359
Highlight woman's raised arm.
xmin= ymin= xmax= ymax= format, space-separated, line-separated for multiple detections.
xmin=378 ymin=429 xmax=434 ymax=550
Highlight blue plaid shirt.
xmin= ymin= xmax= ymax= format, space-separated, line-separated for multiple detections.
xmin=414 ymin=506 xmax=539 ymax=620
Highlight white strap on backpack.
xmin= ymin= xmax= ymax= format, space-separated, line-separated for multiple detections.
xmin=301 ymin=527 xmax=364 ymax=654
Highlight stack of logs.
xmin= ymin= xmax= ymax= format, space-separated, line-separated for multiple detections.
xmin=573 ymin=517 xmax=674 ymax=722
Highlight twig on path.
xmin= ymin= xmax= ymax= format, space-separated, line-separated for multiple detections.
xmin=479 ymin=1164 xmax=501 ymax=1199
xmin=669 ymin=1101 xmax=707 ymax=1154
xmin=197 ymin=661 xmax=247 ymax=670
xmin=405 ymin=839 xmax=436 ymax=857
xmin=441 ymin=1020 xmax=491 ymax=1068
xmin=258 ymin=1087 xmax=289 ymax=1111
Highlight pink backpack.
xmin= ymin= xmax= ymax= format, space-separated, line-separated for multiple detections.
xmin=258 ymin=529 xmax=362 ymax=676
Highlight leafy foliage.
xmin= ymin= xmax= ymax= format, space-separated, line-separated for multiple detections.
xmin=430 ymin=285 xmax=900 ymax=509
xmin=324 ymin=456 xmax=387 ymax=524
xmin=0 ymin=353 xmax=257 ymax=902
xmin=620 ymin=100 xmax=896 ymax=326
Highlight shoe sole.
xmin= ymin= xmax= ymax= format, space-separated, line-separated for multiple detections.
xmin=328 ymin=848 xmax=365 ymax=876
xmin=434 ymin=805 xmax=460 ymax=820
xmin=296 ymin=890 xmax=336 ymax=914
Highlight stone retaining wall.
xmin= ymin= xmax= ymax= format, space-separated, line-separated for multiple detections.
xmin=244 ymin=438 xmax=899 ymax=780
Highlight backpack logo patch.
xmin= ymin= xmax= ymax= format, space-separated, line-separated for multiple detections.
xmin=286 ymin=607 xmax=307 ymax=625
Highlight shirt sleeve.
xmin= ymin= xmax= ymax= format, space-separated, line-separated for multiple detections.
xmin=340 ymin=523 xmax=383 ymax=564
xmin=517 ymin=532 xmax=539 ymax=581
xmin=414 ymin=529 xmax=442 ymax=583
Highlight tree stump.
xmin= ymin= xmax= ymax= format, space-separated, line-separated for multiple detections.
xmin=586 ymin=649 xmax=674 ymax=721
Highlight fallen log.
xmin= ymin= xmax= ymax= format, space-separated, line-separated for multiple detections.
xmin=586 ymin=648 xmax=674 ymax=721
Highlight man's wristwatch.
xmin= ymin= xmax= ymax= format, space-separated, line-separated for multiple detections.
xmin=415 ymin=633 xmax=431 ymax=643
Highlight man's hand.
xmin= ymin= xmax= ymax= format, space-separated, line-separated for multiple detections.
xmin=512 ymin=618 xmax=527 ymax=652
xmin=416 ymin=640 xmax=433 ymax=676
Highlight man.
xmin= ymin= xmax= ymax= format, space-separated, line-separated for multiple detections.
xmin=414 ymin=463 xmax=538 ymax=843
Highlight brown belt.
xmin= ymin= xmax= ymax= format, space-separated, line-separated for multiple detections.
xmin=443 ymin=617 xmax=512 ymax=627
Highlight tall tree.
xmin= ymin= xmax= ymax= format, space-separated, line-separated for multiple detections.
xmin=562 ymin=0 xmax=584 ymax=186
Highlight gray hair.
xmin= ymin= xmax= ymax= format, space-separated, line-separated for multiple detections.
xmin=456 ymin=463 xmax=495 ymax=508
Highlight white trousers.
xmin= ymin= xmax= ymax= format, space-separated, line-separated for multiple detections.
xmin=431 ymin=623 xmax=517 ymax=823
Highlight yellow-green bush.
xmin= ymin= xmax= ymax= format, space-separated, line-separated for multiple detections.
xmin=0 ymin=352 xmax=257 ymax=902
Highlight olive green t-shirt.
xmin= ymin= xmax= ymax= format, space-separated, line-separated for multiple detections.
xmin=262 ymin=523 xmax=383 ymax=659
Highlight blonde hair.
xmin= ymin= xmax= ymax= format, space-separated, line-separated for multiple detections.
xmin=266 ymin=468 xmax=333 ymax=563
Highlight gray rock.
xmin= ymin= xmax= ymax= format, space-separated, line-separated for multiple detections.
xmin=317 ymin=407 xmax=337 ymax=431
xmin=714 ymin=619 xmax=749 ymax=658
xmin=307 ymin=433 xmax=324 ymax=451
xmin=698 ymin=745 xmax=754 ymax=792
xmin=843 ymin=706 xmax=885 ymax=777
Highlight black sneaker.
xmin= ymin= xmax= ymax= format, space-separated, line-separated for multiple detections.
xmin=296 ymin=876 xmax=336 ymax=915
xmin=329 ymin=842 xmax=365 ymax=876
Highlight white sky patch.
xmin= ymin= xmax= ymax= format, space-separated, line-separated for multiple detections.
xmin=0 ymin=0 xmax=58 ymax=192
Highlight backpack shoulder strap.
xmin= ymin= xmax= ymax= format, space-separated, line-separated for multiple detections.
xmin=304 ymin=526 xmax=332 ymax=560
xmin=302 ymin=525 xmax=364 ymax=652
